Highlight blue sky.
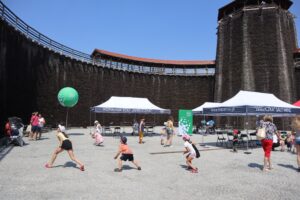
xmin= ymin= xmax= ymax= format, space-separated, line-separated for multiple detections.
xmin=3 ymin=0 xmax=300 ymax=60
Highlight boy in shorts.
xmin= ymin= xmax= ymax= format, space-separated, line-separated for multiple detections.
xmin=114 ymin=136 xmax=141 ymax=172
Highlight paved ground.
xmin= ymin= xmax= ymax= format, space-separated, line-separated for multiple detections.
xmin=0 ymin=128 xmax=299 ymax=200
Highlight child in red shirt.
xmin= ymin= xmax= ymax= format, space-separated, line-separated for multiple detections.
xmin=233 ymin=129 xmax=239 ymax=152
xmin=114 ymin=136 xmax=141 ymax=172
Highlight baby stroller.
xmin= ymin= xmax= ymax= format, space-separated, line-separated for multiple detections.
xmin=8 ymin=117 xmax=25 ymax=146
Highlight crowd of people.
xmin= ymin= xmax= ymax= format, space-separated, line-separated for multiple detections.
xmin=3 ymin=113 xmax=300 ymax=174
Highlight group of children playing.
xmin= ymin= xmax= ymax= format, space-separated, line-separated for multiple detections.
xmin=45 ymin=120 xmax=200 ymax=173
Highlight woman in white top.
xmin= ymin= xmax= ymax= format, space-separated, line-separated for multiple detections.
xmin=182 ymin=134 xmax=198 ymax=173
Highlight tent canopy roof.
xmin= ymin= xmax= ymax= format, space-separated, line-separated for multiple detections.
xmin=91 ymin=96 xmax=171 ymax=114
xmin=192 ymin=102 xmax=222 ymax=115
xmin=203 ymin=91 xmax=300 ymax=116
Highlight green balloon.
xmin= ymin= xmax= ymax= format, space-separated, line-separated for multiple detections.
xmin=57 ymin=87 xmax=79 ymax=108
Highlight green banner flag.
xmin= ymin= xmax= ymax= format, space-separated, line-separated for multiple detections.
xmin=178 ymin=110 xmax=193 ymax=135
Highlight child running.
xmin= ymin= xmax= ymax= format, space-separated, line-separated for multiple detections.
xmin=45 ymin=125 xmax=85 ymax=171
xmin=114 ymin=136 xmax=141 ymax=172
xmin=182 ymin=134 xmax=198 ymax=173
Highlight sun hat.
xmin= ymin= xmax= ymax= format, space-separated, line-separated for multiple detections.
xmin=182 ymin=134 xmax=190 ymax=141
xmin=58 ymin=124 xmax=66 ymax=133
xmin=94 ymin=120 xmax=99 ymax=124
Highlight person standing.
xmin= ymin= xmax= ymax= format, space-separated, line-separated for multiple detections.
xmin=165 ymin=116 xmax=175 ymax=147
xmin=37 ymin=114 xmax=45 ymax=140
xmin=259 ymin=115 xmax=278 ymax=172
xmin=138 ymin=118 xmax=145 ymax=144
xmin=292 ymin=116 xmax=300 ymax=172
xmin=45 ymin=125 xmax=85 ymax=171
xmin=30 ymin=112 xmax=39 ymax=140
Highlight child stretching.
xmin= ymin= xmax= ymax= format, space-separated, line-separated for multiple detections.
xmin=114 ymin=136 xmax=141 ymax=172
xmin=182 ymin=134 xmax=198 ymax=173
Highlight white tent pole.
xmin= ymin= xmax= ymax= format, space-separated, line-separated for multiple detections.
xmin=244 ymin=108 xmax=251 ymax=154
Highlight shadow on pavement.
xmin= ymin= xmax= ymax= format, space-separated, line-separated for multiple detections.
xmin=68 ymin=133 xmax=85 ymax=136
xmin=0 ymin=145 xmax=14 ymax=162
xmin=277 ymin=163 xmax=298 ymax=171
xmin=248 ymin=163 xmax=263 ymax=170
xmin=179 ymin=164 xmax=189 ymax=171
xmin=122 ymin=165 xmax=135 ymax=170
xmin=52 ymin=161 xmax=78 ymax=169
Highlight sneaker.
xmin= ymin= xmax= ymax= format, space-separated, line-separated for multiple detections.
xmin=80 ymin=166 xmax=85 ymax=171
xmin=45 ymin=163 xmax=51 ymax=168
xmin=137 ymin=167 xmax=141 ymax=170
xmin=263 ymin=168 xmax=270 ymax=172
xmin=191 ymin=168 xmax=198 ymax=173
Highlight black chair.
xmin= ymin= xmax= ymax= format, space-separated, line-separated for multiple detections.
xmin=226 ymin=131 xmax=234 ymax=148
xmin=146 ymin=126 xmax=154 ymax=136
xmin=113 ymin=127 xmax=121 ymax=137
xmin=103 ymin=127 xmax=112 ymax=136
xmin=249 ymin=131 xmax=258 ymax=147
xmin=216 ymin=131 xmax=226 ymax=146
xmin=239 ymin=133 xmax=249 ymax=148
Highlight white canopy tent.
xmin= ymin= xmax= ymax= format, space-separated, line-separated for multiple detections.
xmin=192 ymin=102 xmax=222 ymax=115
xmin=91 ymin=96 xmax=171 ymax=114
xmin=203 ymin=91 xmax=300 ymax=116
xmin=202 ymin=90 xmax=300 ymax=153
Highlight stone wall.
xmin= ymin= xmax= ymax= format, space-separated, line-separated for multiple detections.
xmin=0 ymin=20 xmax=214 ymax=127
xmin=215 ymin=7 xmax=297 ymax=103
xmin=214 ymin=5 xmax=298 ymax=127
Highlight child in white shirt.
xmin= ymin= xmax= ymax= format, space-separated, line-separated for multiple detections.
xmin=182 ymin=134 xmax=198 ymax=173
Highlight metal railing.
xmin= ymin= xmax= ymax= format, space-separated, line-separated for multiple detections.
xmin=0 ymin=1 xmax=215 ymax=76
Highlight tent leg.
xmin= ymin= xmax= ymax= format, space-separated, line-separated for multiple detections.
xmin=244 ymin=113 xmax=251 ymax=154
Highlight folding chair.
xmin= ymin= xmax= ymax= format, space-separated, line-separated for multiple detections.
xmin=226 ymin=131 xmax=234 ymax=148
xmin=249 ymin=131 xmax=258 ymax=147
xmin=113 ymin=127 xmax=121 ymax=138
xmin=238 ymin=133 xmax=249 ymax=148
xmin=146 ymin=126 xmax=154 ymax=137
xmin=103 ymin=127 xmax=112 ymax=136
xmin=216 ymin=131 xmax=226 ymax=146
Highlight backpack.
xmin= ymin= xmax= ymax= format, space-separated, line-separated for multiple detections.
xmin=192 ymin=143 xmax=200 ymax=158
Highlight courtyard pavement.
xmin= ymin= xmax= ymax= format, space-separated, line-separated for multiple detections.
xmin=0 ymin=128 xmax=299 ymax=200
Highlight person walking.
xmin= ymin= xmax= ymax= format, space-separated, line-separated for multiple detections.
xmin=292 ymin=116 xmax=300 ymax=172
xmin=138 ymin=118 xmax=145 ymax=144
xmin=45 ymin=125 xmax=85 ymax=171
xmin=258 ymin=115 xmax=278 ymax=172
